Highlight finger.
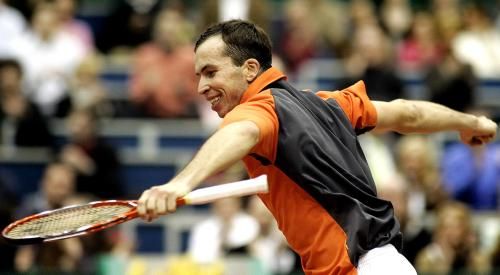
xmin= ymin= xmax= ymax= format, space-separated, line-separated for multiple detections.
xmin=137 ymin=190 xmax=151 ymax=217
xmin=157 ymin=196 xmax=167 ymax=215
xmin=166 ymin=194 xmax=178 ymax=213
xmin=146 ymin=193 xmax=158 ymax=220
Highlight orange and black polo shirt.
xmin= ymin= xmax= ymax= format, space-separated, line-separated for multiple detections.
xmin=221 ymin=67 xmax=402 ymax=274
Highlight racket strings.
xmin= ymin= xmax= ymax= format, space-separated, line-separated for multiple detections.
xmin=6 ymin=204 xmax=132 ymax=239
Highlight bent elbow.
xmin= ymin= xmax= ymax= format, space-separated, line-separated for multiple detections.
xmin=229 ymin=120 xmax=261 ymax=147
xmin=243 ymin=121 xmax=261 ymax=144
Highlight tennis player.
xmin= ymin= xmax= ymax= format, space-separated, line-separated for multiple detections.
xmin=137 ymin=20 xmax=497 ymax=274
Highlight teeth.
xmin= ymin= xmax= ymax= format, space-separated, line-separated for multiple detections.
xmin=210 ymin=96 xmax=221 ymax=106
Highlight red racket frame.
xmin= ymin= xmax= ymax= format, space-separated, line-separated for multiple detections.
xmin=2 ymin=175 xmax=268 ymax=245
xmin=2 ymin=198 xmax=186 ymax=244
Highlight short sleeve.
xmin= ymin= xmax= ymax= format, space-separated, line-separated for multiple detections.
xmin=316 ymin=81 xmax=377 ymax=132
xmin=220 ymin=91 xmax=278 ymax=163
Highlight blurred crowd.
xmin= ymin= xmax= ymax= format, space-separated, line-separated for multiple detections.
xmin=0 ymin=0 xmax=499 ymax=274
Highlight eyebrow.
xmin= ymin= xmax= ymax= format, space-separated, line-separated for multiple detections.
xmin=196 ymin=65 xmax=212 ymax=76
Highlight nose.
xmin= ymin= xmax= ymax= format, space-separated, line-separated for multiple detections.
xmin=197 ymin=78 xmax=209 ymax=95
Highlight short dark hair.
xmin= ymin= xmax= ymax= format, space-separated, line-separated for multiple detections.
xmin=0 ymin=58 xmax=22 ymax=76
xmin=195 ymin=20 xmax=272 ymax=70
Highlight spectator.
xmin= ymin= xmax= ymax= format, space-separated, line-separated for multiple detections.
xmin=0 ymin=174 xmax=19 ymax=272
xmin=0 ymin=0 xmax=26 ymax=57
xmin=55 ymin=54 xmax=113 ymax=118
xmin=278 ymin=0 xmax=324 ymax=75
xmin=432 ymin=0 xmax=463 ymax=46
xmin=358 ymin=132 xmax=398 ymax=187
xmin=451 ymin=3 xmax=500 ymax=79
xmin=200 ymin=0 xmax=271 ymax=33
xmin=349 ymin=0 xmax=378 ymax=31
xmin=8 ymin=2 xmax=86 ymax=116
xmin=14 ymin=161 xmax=83 ymax=273
xmin=395 ymin=135 xmax=448 ymax=218
xmin=59 ymin=109 xmax=123 ymax=199
xmin=415 ymin=201 xmax=490 ymax=274
xmin=15 ymin=161 xmax=76 ymax=219
xmin=95 ymin=0 xmax=162 ymax=54
xmin=397 ymin=11 xmax=445 ymax=75
xmin=188 ymin=197 xmax=259 ymax=264
xmin=54 ymin=0 xmax=94 ymax=54
xmin=440 ymin=118 xmax=500 ymax=210
xmin=378 ymin=173 xmax=432 ymax=265
xmin=247 ymin=195 xmax=298 ymax=275
xmin=339 ymin=23 xmax=404 ymax=101
xmin=130 ymin=9 xmax=199 ymax=118
xmin=380 ymin=0 xmax=413 ymax=41
xmin=426 ymin=48 xmax=476 ymax=112
xmin=0 ymin=58 xmax=53 ymax=148
xmin=309 ymin=0 xmax=350 ymax=58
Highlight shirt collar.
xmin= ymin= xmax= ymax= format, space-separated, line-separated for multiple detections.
xmin=240 ymin=67 xmax=287 ymax=103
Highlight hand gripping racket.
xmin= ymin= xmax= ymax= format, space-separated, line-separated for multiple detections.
xmin=2 ymin=175 xmax=268 ymax=245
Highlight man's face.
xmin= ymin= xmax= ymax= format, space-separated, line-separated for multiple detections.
xmin=195 ymin=36 xmax=249 ymax=118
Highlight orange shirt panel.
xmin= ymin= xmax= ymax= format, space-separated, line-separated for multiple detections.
xmin=316 ymin=80 xmax=378 ymax=130
xmin=243 ymin=159 xmax=357 ymax=274
xmin=220 ymin=90 xmax=279 ymax=163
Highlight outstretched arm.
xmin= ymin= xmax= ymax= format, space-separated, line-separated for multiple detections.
xmin=137 ymin=120 xmax=260 ymax=221
xmin=373 ymin=99 xmax=497 ymax=145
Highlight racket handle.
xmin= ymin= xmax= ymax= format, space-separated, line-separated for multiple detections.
xmin=132 ymin=175 xmax=268 ymax=210
xmin=180 ymin=175 xmax=268 ymax=205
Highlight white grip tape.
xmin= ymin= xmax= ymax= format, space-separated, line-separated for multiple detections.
xmin=184 ymin=175 xmax=268 ymax=205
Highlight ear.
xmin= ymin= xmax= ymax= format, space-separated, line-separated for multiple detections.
xmin=243 ymin=59 xmax=261 ymax=82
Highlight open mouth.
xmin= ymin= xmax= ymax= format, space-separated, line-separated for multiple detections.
xmin=209 ymin=96 xmax=221 ymax=107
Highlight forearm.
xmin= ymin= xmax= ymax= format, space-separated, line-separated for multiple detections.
xmin=374 ymin=99 xmax=497 ymax=145
xmin=375 ymin=99 xmax=476 ymax=133
xmin=172 ymin=120 xmax=259 ymax=189
xmin=400 ymin=100 xmax=479 ymax=133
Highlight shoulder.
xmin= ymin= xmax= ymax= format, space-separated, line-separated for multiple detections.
xmin=226 ymin=89 xmax=276 ymax=119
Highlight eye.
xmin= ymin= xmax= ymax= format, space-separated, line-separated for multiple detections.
xmin=206 ymin=70 xmax=216 ymax=78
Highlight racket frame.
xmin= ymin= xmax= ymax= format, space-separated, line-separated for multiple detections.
xmin=2 ymin=175 xmax=267 ymax=245
xmin=2 ymin=200 xmax=140 ymax=244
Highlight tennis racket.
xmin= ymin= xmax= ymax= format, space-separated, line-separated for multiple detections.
xmin=2 ymin=175 xmax=268 ymax=245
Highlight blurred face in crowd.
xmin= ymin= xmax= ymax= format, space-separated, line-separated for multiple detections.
xmin=42 ymin=164 xmax=75 ymax=208
xmin=0 ymin=65 xmax=22 ymax=95
xmin=436 ymin=204 xmax=472 ymax=250
xmin=195 ymin=35 xmax=258 ymax=118
xmin=353 ymin=25 xmax=390 ymax=66
xmin=67 ymin=111 xmax=97 ymax=143
xmin=396 ymin=136 xmax=436 ymax=180
xmin=411 ymin=12 xmax=436 ymax=42
xmin=32 ymin=6 xmax=60 ymax=41
xmin=153 ymin=10 xmax=192 ymax=51
xmin=55 ymin=0 xmax=76 ymax=22
xmin=74 ymin=55 xmax=102 ymax=85
xmin=0 ymin=62 xmax=26 ymax=118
